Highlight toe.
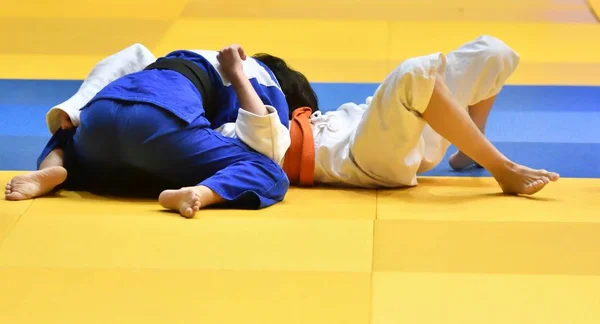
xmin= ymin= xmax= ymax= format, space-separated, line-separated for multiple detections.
xmin=182 ymin=207 xmax=194 ymax=218
xmin=5 ymin=192 xmax=24 ymax=201
xmin=536 ymin=169 xmax=560 ymax=182
xmin=192 ymin=198 xmax=201 ymax=212
xmin=531 ymin=180 xmax=546 ymax=194
xmin=522 ymin=180 xmax=541 ymax=195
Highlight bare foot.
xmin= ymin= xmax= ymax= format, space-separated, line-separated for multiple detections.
xmin=159 ymin=186 xmax=224 ymax=218
xmin=492 ymin=162 xmax=560 ymax=195
xmin=449 ymin=151 xmax=483 ymax=171
xmin=5 ymin=166 xmax=68 ymax=201
xmin=158 ymin=188 xmax=202 ymax=218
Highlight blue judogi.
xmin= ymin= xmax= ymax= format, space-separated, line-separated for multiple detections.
xmin=37 ymin=50 xmax=290 ymax=209
xmin=89 ymin=50 xmax=290 ymax=129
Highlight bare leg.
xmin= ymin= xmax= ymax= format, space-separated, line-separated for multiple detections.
xmin=5 ymin=149 xmax=68 ymax=201
xmin=449 ymin=95 xmax=496 ymax=170
xmin=158 ymin=185 xmax=225 ymax=218
xmin=422 ymin=77 xmax=559 ymax=195
xmin=39 ymin=148 xmax=65 ymax=169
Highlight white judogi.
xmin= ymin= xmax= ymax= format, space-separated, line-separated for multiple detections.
xmin=47 ymin=35 xmax=519 ymax=189
xmin=46 ymin=44 xmax=157 ymax=135
xmin=310 ymin=35 xmax=520 ymax=188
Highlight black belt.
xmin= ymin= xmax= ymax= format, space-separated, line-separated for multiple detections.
xmin=144 ymin=58 xmax=217 ymax=120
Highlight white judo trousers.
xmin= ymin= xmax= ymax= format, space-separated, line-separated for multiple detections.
xmin=312 ymin=35 xmax=520 ymax=187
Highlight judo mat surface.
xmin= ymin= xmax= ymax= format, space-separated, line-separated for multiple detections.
xmin=2 ymin=0 xmax=600 ymax=323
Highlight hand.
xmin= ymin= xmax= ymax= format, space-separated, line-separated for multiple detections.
xmin=58 ymin=110 xmax=74 ymax=130
xmin=217 ymin=44 xmax=247 ymax=80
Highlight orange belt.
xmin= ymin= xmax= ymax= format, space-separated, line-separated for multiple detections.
xmin=283 ymin=107 xmax=315 ymax=186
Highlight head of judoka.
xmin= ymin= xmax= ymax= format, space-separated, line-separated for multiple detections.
xmin=252 ymin=53 xmax=320 ymax=119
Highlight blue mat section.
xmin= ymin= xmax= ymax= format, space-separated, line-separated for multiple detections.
xmin=1 ymin=79 xmax=599 ymax=178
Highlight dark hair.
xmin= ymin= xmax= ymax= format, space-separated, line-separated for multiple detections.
xmin=252 ymin=53 xmax=319 ymax=119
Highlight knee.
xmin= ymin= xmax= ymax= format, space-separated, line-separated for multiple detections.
xmin=382 ymin=53 xmax=447 ymax=114
xmin=476 ymin=35 xmax=520 ymax=73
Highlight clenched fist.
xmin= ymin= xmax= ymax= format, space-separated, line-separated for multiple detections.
xmin=217 ymin=44 xmax=247 ymax=81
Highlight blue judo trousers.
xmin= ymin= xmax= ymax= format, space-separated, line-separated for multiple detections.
xmin=37 ymin=50 xmax=290 ymax=209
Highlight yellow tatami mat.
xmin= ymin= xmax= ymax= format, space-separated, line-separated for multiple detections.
xmin=1 ymin=172 xmax=599 ymax=323
xmin=0 ymin=186 xmax=375 ymax=272
xmin=2 ymin=21 xmax=600 ymax=85
xmin=182 ymin=0 xmax=598 ymax=22
xmin=0 ymin=172 xmax=32 ymax=244
xmin=2 ymin=0 xmax=600 ymax=84
xmin=373 ymin=272 xmax=600 ymax=324
xmin=375 ymin=178 xmax=600 ymax=276
xmin=1 ymin=2 xmax=599 ymax=322
xmin=590 ymin=0 xmax=600 ymax=20
xmin=0 ymin=268 xmax=372 ymax=324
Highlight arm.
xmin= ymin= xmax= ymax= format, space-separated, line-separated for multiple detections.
xmin=230 ymin=71 xmax=270 ymax=116
xmin=46 ymin=43 xmax=156 ymax=134
xmin=216 ymin=44 xmax=291 ymax=164
xmin=229 ymin=68 xmax=292 ymax=162
xmin=217 ymin=45 xmax=270 ymax=116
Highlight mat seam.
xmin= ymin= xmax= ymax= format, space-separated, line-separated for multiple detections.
xmin=585 ymin=0 xmax=600 ymax=23
xmin=367 ymin=189 xmax=379 ymax=324
xmin=0 ymin=199 xmax=34 ymax=248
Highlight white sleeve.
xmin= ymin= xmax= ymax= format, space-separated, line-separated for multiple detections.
xmin=46 ymin=43 xmax=156 ymax=134
xmin=232 ymin=106 xmax=291 ymax=165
